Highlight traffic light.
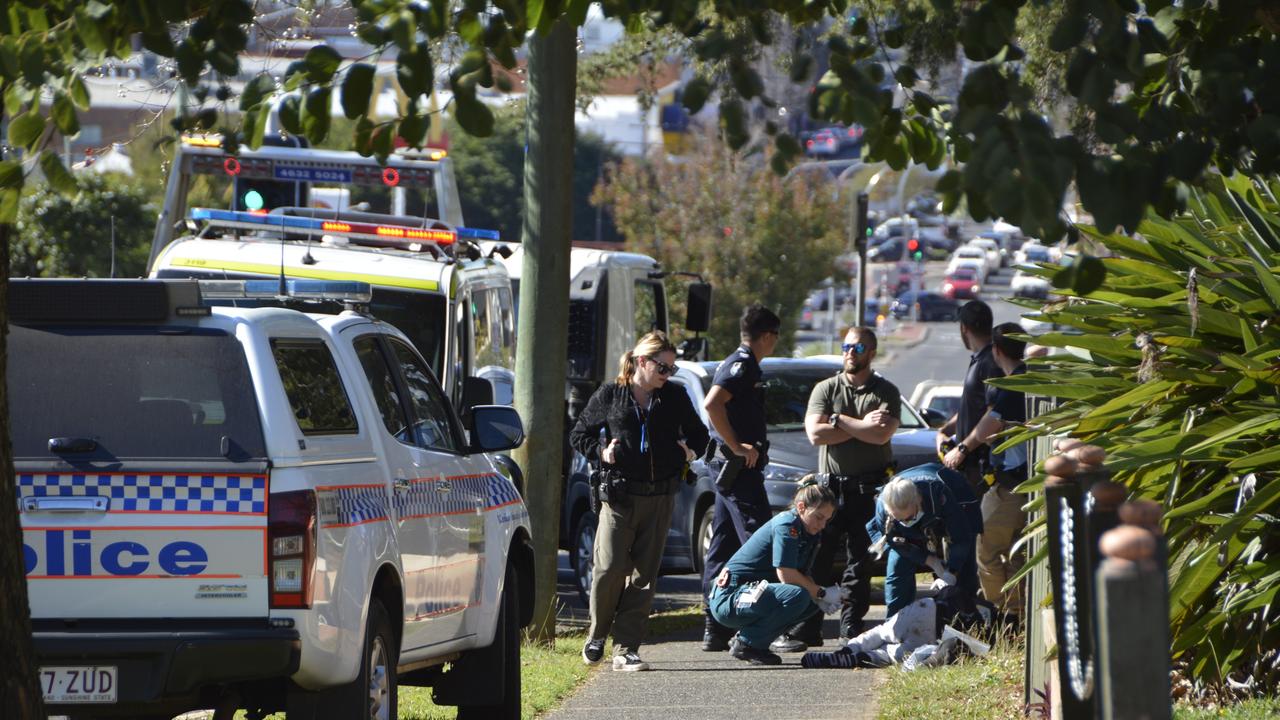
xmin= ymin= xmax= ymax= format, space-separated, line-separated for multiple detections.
xmin=907 ymin=238 xmax=923 ymax=261
xmin=233 ymin=177 xmax=307 ymax=213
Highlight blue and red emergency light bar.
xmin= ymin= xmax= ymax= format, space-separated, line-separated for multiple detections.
xmin=189 ymin=208 xmax=500 ymax=247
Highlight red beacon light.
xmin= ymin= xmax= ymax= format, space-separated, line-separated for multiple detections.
xmin=224 ymin=157 xmax=241 ymax=176
xmin=382 ymin=167 xmax=400 ymax=187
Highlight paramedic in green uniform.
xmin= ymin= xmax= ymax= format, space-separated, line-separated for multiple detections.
xmin=708 ymin=480 xmax=840 ymax=666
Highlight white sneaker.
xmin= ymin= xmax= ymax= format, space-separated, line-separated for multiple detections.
xmin=612 ymin=651 xmax=650 ymax=671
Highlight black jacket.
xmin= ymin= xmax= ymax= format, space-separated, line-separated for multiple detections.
xmin=570 ymin=381 xmax=710 ymax=485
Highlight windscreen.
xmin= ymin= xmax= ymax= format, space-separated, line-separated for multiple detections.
xmin=8 ymin=325 xmax=266 ymax=460
xmin=188 ymin=152 xmax=441 ymax=219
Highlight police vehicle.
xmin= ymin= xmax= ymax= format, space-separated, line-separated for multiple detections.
xmin=13 ymin=278 xmax=533 ymax=719
xmin=148 ymin=136 xmax=516 ymax=425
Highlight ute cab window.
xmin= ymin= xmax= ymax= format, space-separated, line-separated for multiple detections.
xmin=271 ymin=339 xmax=358 ymax=435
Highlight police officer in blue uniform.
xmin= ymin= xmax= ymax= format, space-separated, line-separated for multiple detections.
xmin=709 ymin=480 xmax=840 ymax=665
xmin=701 ymin=304 xmax=781 ymax=651
xmin=866 ymin=464 xmax=982 ymax=617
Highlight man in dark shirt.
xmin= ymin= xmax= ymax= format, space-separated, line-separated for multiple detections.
xmin=936 ymin=300 xmax=1001 ymax=497
xmin=945 ymin=322 xmax=1029 ymax=621
xmin=700 ymin=304 xmax=781 ymax=651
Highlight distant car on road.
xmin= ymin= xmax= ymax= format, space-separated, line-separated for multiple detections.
xmin=948 ymin=246 xmax=990 ymax=280
xmin=890 ymin=290 xmax=959 ymax=322
xmin=942 ymin=268 xmax=981 ymax=300
xmin=1015 ymin=242 xmax=1052 ymax=265
xmin=1011 ymin=267 xmax=1051 ymax=299
xmin=967 ymin=237 xmax=1005 ymax=271
xmin=909 ymin=380 xmax=964 ymax=428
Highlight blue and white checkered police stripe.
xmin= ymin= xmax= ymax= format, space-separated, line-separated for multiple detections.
xmin=17 ymin=473 xmax=266 ymax=514
xmin=485 ymin=474 xmax=521 ymax=509
xmin=392 ymin=474 xmax=517 ymax=519
xmin=321 ymin=486 xmax=389 ymax=526
xmin=394 ymin=477 xmax=474 ymax=518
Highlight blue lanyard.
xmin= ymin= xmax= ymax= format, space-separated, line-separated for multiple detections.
xmin=635 ymin=396 xmax=654 ymax=454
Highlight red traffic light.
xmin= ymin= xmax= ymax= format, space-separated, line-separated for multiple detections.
xmin=907 ymin=239 xmax=920 ymax=252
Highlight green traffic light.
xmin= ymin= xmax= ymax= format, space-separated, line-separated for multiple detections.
xmin=243 ymin=189 xmax=265 ymax=211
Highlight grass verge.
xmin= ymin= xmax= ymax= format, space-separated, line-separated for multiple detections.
xmin=875 ymin=632 xmax=1024 ymax=720
xmin=1174 ymin=698 xmax=1280 ymax=719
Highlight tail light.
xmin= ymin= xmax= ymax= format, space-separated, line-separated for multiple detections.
xmin=269 ymin=489 xmax=316 ymax=609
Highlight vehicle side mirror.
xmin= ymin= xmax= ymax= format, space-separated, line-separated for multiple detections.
xmin=469 ymin=405 xmax=525 ymax=453
xmin=920 ymin=407 xmax=948 ymax=429
xmin=460 ymin=376 xmax=494 ymax=425
xmin=677 ymin=336 xmax=708 ymax=362
xmin=685 ymin=282 xmax=712 ymax=333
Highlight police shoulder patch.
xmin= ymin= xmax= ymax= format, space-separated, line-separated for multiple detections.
xmin=788 ymin=526 xmax=799 ymax=538
xmin=730 ymin=361 xmax=743 ymax=377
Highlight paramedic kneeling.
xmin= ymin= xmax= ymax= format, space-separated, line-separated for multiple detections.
xmin=868 ymin=469 xmax=980 ymax=617
xmin=709 ymin=480 xmax=839 ymax=666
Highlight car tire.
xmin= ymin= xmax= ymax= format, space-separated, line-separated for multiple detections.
xmin=696 ymin=504 xmax=714 ymax=574
xmin=325 ymin=599 xmax=396 ymax=720
xmin=457 ymin=563 xmax=521 ymax=720
xmin=573 ymin=510 xmax=597 ymax=606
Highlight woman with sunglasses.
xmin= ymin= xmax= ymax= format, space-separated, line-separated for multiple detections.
xmin=570 ymin=331 xmax=710 ymax=671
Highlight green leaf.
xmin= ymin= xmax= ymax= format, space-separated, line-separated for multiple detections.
xmin=304 ymin=45 xmax=342 ymax=84
xmin=397 ymin=46 xmax=433 ymax=100
xmin=3 ymin=83 xmax=28 ymax=117
xmin=300 ymin=87 xmax=332 ymax=144
xmin=0 ymin=160 xmax=21 ymax=188
xmin=64 ymin=74 xmax=90 ymax=110
xmin=38 ymin=151 xmax=76 ymax=196
xmin=278 ymin=94 xmax=302 ymax=135
xmin=1049 ymin=13 xmax=1088 ymax=52
xmin=8 ymin=109 xmax=44 ymax=151
xmin=565 ymin=0 xmax=591 ymax=26
xmin=239 ymin=73 xmax=276 ymax=112
xmin=372 ymin=123 xmax=394 ymax=160
xmin=50 ymin=93 xmax=78 ymax=136
xmin=0 ymin=188 xmax=19 ymax=223
xmin=1051 ymin=253 xmax=1107 ymax=294
xmin=73 ymin=6 xmax=109 ymax=55
xmin=453 ymin=93 xmax=494 ymax=137
xmin=683 ymin=77 xmax=710 ymax=114
xmin=341 ymin=63 xmax=375 ymax=119
xmin=398 ymin=113 xmax=429 ymax=148
xmin=526 ymin=0 xmax=545 ymax=34
xmin=244 ymin=107 xmax=269 ymax=150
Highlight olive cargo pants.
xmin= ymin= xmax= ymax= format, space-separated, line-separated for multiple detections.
xmin=588 ymin=492 xmax=676 ymax=654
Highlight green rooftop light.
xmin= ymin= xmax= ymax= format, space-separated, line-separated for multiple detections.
xmin=243 ymin=189 xmax=265 ymax=211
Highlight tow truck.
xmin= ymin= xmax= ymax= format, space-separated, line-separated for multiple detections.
xmin=148 ymin=136 xmax=516 ymax=439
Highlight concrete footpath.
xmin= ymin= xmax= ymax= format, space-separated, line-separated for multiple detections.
xmin=547 ymin=610 xmax=887 ymax=720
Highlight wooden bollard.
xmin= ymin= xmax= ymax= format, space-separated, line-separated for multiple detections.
xmin=1096 ymin=514 xmax=1172 ymax=719
xmin=1042 ymin=443 xmax=1109 ymax=720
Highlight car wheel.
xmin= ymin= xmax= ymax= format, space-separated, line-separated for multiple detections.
xmin=573 ymin=510 xmax=597 ymax=606
xmin=697 ymin=505 xmax=714 ymax=573
xmin=332 ymin=599 xmax=395 ymax=720
xmin=457 ymin=563 xmax=520 ymax=719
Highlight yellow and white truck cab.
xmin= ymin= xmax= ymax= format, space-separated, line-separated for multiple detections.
xmin=12 ymin=278 xmax=533 ymax=719
xmin=148 ymin=137 xmax=515 ymax=419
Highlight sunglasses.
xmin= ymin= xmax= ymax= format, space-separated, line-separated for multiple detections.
xmin=647 ymin=357 xmax=675 ymax=376
xmin=841 ymin=342 xmax=867 ymax=355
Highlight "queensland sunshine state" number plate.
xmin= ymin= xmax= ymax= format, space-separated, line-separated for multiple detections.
xmin=40 ymin=666 xmax=118 ymax=703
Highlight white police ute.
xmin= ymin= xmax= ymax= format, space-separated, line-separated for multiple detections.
xmin=11 ymin=278 xmax=533 ymax=719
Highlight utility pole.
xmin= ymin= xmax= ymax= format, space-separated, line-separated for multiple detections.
xmin=854 ymin=191 xmax=869 ymax=327
xmin=513 ymin=17 xmax=576 ymax=643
